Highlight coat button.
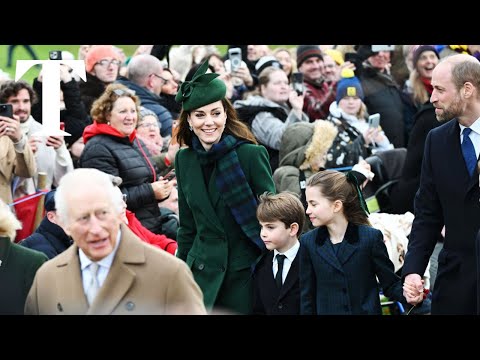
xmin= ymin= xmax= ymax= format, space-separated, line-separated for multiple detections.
xmin=198 ymin=263 xmax=205 ymax=270
xmin=125 ymin=301 xmax=135 ymax=311
xmin=57 ymin=303 xmax=63 ymax=312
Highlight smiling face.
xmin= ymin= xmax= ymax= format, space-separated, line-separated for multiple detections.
xmin=107 ymin=97 xmax=138 ymax=136
xmin=430 ymin=62 xmax=464 ymax=122
xmin=62 ymin=184 xmax=121 ymax=262
xmin=188 ymin=100 xmax=227 ymax=151
xmin=416 ymin=50 xmax=439 ymax=79
xmin=305 ymin=186 xmax=339 ymax=227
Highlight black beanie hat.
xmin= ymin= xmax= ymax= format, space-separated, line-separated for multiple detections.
xmin=296 ymin=45 xmax=323 ymax=68
xmin=412 ymin=45 xmax=439 ymax=68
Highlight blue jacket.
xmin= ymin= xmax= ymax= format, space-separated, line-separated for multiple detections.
xmin=20 ymin=217 xmax=72 ymax=259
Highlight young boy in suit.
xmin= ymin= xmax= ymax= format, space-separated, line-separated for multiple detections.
xmin=253 ymin=192 xmax=305 ymax=315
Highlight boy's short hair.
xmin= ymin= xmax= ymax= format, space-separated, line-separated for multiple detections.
xmin=257 ymin=192 xmax=305 ymax=235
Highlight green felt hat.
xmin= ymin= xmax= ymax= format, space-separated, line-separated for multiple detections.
xmin=175 ymin=60 xmax=226 ymax=111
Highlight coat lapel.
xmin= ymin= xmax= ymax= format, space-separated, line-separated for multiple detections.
xmin=315 ymin=227 xmax=343 ymax=273
xmin=56 ymin=246 xmax=89 ymax=315
xmin=187 ymin=155 xmax=224 ymax=233
xmin=88 ymin=225 xmax=143 ymax=315
xmin=336 ymin=223 xmax=359 ymax=265
xmin=278 ymin=252 xmax=299 ymax=298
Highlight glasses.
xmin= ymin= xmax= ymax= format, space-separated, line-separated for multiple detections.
xmin=137 ymin=122 xmax=159 ymax=129
xmin=122 ymin=194 xmax=127 ymax=203
xmin=113 ymin=88 xmax=136 ymax=96
xmin=95 ymin=59 xmax=121 ymax=67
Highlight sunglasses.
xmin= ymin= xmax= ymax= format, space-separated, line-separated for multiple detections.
xmin=113 ymin=88 xmax=136 ymax=97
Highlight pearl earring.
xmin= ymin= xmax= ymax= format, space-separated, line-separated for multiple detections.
xmin=189 ymin=125 xmax=193 ymax=131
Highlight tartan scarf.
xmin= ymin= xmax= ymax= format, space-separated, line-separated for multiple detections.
xmin=192 ymin=134 xmax=264 ymax=251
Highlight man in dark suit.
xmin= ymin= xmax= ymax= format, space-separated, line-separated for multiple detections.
xmin=25 ymin=168 xmax=206 ymax=315
xmin=253 ymin=193 xmax=304 ymax=315
xmin=403 ymin=54 xmax=480 ymax=315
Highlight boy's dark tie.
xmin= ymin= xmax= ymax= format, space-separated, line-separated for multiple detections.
xmin=275 ymin=254 xmax=286 ymax=288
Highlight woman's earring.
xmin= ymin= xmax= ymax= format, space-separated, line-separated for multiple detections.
xmin=107 ymin=121 xmax=111 ymax=125
xmin=189 ymin=125 xmax=193 ymax=131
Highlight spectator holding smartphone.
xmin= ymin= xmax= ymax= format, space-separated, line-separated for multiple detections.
xmin=0 ymin=103 xmax=36 ymax=205
xmin=327 ymin=69 xmax=393 ymax=155
xmin=0 ymin=80 xmax=74 ymax=200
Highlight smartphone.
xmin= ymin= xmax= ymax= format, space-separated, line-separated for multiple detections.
xmin=49 ymin=50 xmax=62 ymax=60
xmin=344 ymin=52 xmax=357 ymax=63
xmin=228 ymin=47 xmax=242 ymax=72
xmin=164 ymin=169 xmax=176 ymax=181
xmin=371 ymin=45 xmax=395 ymax=52
xmin=368 ymin=113 xmax=381 ymax=128
xmin=291 ymin=72 xmax=304 ymax=95
xmin=0 ymin=103 xmax=13 ymax=119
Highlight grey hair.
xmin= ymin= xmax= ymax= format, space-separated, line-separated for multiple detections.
xmin=55 ymin=168 xmax=124 ymax=225
xmin=127 ymin=54 xmax=163 ymax=85
xmin=0 ymin=199 xmax=22 ymax=241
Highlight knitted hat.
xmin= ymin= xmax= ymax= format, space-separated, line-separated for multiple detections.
xmin=44 ymin=190 xmax=56 ymax=212
xmin=412 ymin=45 xmax=439 ymax=68
xmin=85 ymin=45 xmax=121 ymax=73
xmin=336 ymin=68 xmax=364 ymax=103
xmin=296 ymin=45 xmax=323 ymax=68
xmin=255 ymin=55 xmax=283 ymax=75
xmin=175 ymin=60 xmax=226 ymax=111
xmin=324 ymin=49 xmax=344 ymax=65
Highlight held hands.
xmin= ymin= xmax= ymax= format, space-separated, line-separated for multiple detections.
xmin=403 ymin=273 xmax=425 ymax=306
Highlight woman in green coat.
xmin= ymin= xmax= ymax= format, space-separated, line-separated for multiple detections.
xmin=174 ymin=60 xmax=276 ymax=314
xmin=0 ymin=199 xmax=47 ymax=314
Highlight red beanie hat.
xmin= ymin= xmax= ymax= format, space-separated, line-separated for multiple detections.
xmin=85 ymin=45 xmax=121 ymax=73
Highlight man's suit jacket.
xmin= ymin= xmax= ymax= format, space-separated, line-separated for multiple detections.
xmin=25 ymin=224 xmax=207 ymax=315
xmin=402 ymin=119 xmax=480 ymax=315
xmin=300 ymin=223 xmax=404 ymax=315
xmin=252 ymin=250 xmax=300 ymax=315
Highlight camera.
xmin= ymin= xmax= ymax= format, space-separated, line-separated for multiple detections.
xmin=228 ymin=47 xmax=242 ymax=72
xmin=49 ymin=50 xmax=62 ymax=60
xmin=292 ymin=72 xmax=304 ymax=95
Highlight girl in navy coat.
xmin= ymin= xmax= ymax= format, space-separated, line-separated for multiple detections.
xmin=300 ymin=170 xmax=405 ymax=315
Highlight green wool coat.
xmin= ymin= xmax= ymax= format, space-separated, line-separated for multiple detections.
xmin=176 ymin=143 xmax=275 ymax=314
xmin=0 ymin=236 xmax=48 ymax=314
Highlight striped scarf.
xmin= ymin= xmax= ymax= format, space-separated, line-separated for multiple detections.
xmin=192 ymin=135 xmax=264 ymax=251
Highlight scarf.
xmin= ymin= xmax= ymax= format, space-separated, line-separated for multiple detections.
xmin=192 ymin=134 xmax=264 ymax=251
xmin=421 ymin=77 xmax=433 ymax=95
